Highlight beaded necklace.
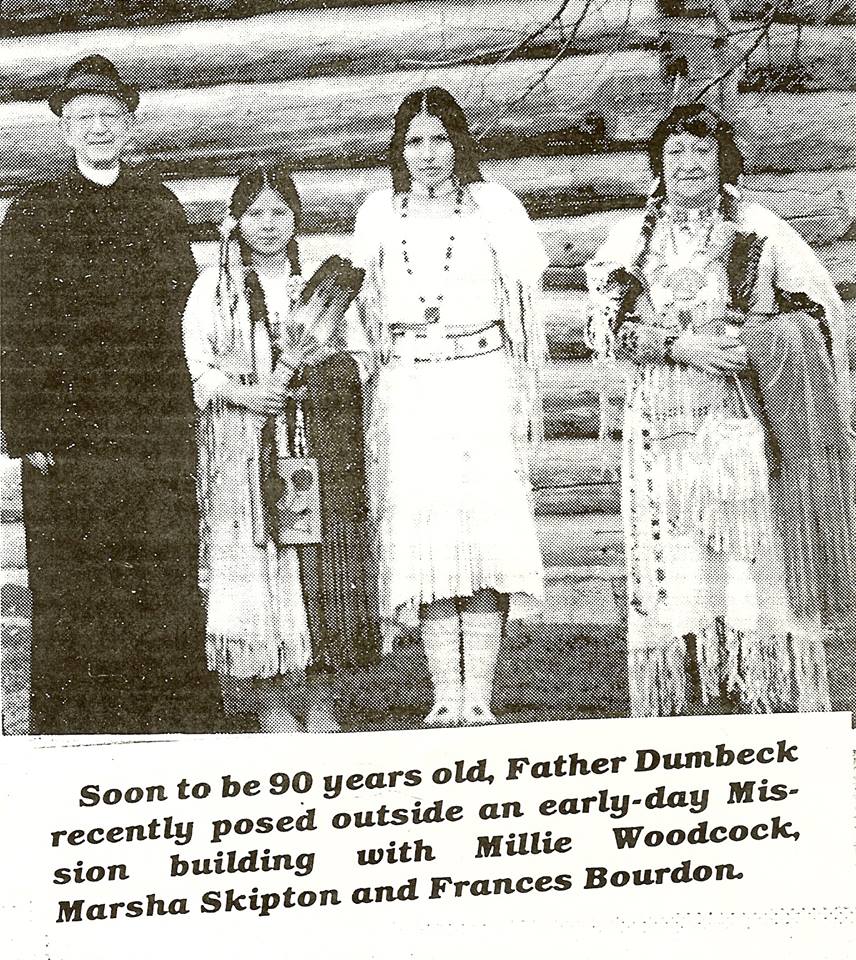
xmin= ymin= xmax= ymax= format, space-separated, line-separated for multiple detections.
xmin=652 ymin=202 xmax=728 ymax=310
xmin=399 ymin=183 xmax=464 ymax=324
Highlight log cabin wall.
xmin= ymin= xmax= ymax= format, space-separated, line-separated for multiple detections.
xmin=1 ymin=0 xmax=855 ymax=727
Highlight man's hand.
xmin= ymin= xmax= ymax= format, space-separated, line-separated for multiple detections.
xmin=25 ymin=451 xmax=55 ymax=475
xmin=670 ymin=330 xmax=748 ymax=376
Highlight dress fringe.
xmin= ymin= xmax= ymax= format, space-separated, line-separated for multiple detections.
xmin=380 ymin=496 xmax=544 ymax=627
xmin=674 ymin=412 xmax=774 ymax=561
xmin=299 ymin=515 xmax=380 ymax=668
xmin=370 ymin=349 xmax=544 ymax=627
xmin=206 ymin=629 xmax=311 ymax=680
xmin=630 ymin=620 xmax=831 ymax=717
xmin=771 ymin=445 xmax=856 ymax=623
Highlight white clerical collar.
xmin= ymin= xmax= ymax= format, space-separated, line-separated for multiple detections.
xmin=410 ymin=178 xmax=458 ymax=200
xmin=76 ymin=159 xmax=121 ymax=187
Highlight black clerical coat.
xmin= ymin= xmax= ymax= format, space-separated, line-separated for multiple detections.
xmin=1 ymin=165 xmax=218 ymax=734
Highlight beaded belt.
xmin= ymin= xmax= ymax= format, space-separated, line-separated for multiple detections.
xmin=389 ymin=322 xmax=504 ymax=363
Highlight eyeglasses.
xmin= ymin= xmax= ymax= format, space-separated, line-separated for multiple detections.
xmin=64 ymin=111 xmax=130 ymax=129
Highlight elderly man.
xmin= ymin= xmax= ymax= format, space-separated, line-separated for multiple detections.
xmin=1 ymin=55 xmax=219 ymax=734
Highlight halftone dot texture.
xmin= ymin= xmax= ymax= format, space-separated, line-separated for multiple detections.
xmin=1 ymin=0 xmax=855 ymax=734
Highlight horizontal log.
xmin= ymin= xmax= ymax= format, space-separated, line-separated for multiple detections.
xmin=0 ymin=0 xmax=654 ymax=37
xmin=543 ymin=290 xmax=592 ymax=360
xmin=543 ymin=564 xmax=626 ymax=625
xmin=170 ymin=163 xmax=854 ymax=250
xmin=815 ymin=240 xmax=856 ymax=297
xmin=745 ymin=169 xmax=856 ymax=245
xmin=656 ymin=20 xmax=856 ymax=91
xmin=604 ymin=88 xmax=856 ymax=171
xmin=670 ymin=0 xmax=856 ymax=24
xmin=0 ymin=1 xmax=657 ymax=96
xmin=155 ymin=162 xmax=856 ymax=239
xmin=5 ymin=153 xmax=852 ymax=252
xmin=0 ymin=1 xmax=417 ymax=33
xmin=3 ymin=0 xmax=847 ymax=34
xmin=97 ymin=160 xmax=856 ymax=236
xmin=533 ymin=437 xmax=620 ymax=514
xmin=537 ymin=513 xmax=625 ymax=568
xmin=0 ymin=52 xmax=667 ymax=189
xmin=736 ymin=92 xmax=856 ymax=171
xmin=536 ymin=482 xmax=620 ymax=515
xmin=163 ymin=153 xmax=654 ymax=233
xmin=540 ymin=206 xmax=856 ymax=268
xmin=533 ymin=437 xmax=620 ymax=488
xmin=543 ymin=360 xmax=626 ymax=440
xmin=1 ymin=56 xmax=853 ymax=191
xmin=544 ymin=232 xmax=856 ymax=300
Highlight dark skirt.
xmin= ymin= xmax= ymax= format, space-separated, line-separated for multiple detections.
xmin=287 ymin=354 xmax=380 ymax=670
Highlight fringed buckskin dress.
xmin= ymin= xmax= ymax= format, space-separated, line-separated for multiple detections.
xmin=352 ymin=182 xmax=547 ymax=626
xmin=587 ymin=200 xmax=854 ymax=717
xmin=183 ymin=267 xmax=377 ymax=700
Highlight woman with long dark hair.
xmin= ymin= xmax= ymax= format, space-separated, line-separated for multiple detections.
xmin=586 ymin=103 xmax=855 ymax=717
xmin=183 ymin=166 xmax=377 ymax=732
xmin=353 ymin=87 xmax=547 ymax=726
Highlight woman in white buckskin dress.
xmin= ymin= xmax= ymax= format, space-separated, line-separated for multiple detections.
xmin=586 ymin=104 xmax=854 ymax=717
xmin=353 ymin=87 xmax=548 ymax=726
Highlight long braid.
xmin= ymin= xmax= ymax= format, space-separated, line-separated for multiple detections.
xmin=602 ymin=195 xmax=664 ymax=335
xmin=286 ymin=236 xmax=301 ymax=277
xmin=214 ymin=226 xmax=243 ymax=354
xmin=630 ymin=194 xmax=665 ymax=279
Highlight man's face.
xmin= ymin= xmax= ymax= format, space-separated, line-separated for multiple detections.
xmin=60 ymin=94 xmax=134 ymax=168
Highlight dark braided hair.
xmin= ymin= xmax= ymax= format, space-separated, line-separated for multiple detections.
xmin=215 ymin=165 xmax=302 ymax=358
xmin=230 ymin=165 xmax=302 ymax=276
xmin=630 ymin=195 xmax=666 ymax=277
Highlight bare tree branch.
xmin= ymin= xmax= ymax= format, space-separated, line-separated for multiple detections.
xmin=474 ymin=0 xmax=605 ymax=136
xmin=692 ymin=6 xmax=778 ymax=102
xmin=496 ymin=0 xmax=578 ymax=65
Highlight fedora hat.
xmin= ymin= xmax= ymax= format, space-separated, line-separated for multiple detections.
xmin=49 ymin=55 xmax=139 ymax=116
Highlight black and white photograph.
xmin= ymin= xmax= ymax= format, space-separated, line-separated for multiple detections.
xmin=0 ymin=0 xmax=855 ymax=954
xmin=2 ymin=0 xmax=854 ymax=737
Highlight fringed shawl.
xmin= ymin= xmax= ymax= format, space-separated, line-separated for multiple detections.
xmin=351 ymin=182 xmax=549 ymax=457
xmin=728 ymin=232 xmax=856 ymax=625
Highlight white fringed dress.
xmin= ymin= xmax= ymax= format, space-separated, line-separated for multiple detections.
xmin=587 ymin=201 xmax=851 ymax=717
xmin=352 ymin=182 xmax=547 ymax=625
xmin=183 ymin=269 xmax=311 ymax=680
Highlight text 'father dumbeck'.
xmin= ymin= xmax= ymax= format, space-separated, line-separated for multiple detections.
xmin=505 ymin=740 xmax=799 ymax=779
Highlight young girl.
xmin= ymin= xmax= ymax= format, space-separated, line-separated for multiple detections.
xmin=182 ymin=166 xmax=377 ymax=733
xmin=353 ymin=88 xmax=547 ymax=725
